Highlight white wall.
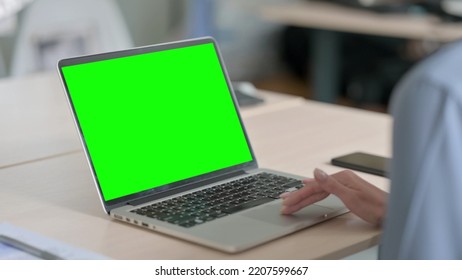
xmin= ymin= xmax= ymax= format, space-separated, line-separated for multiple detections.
xmin=0 ymin=0 xmax=186 ymax=77
xmin=0 ymin=0 xmax=296 ymax=79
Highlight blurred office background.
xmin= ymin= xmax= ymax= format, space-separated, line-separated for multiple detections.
xmin=0 ymin=0 xmax=461 ymax=111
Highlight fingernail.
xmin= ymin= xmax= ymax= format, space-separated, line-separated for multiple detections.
xmin=279 ymin=192 xmax=290 ymax=199
xmin=314 ymin=168 xmax=328 ymax=182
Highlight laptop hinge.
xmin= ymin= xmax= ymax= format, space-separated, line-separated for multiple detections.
xmin=127 ymin=170 xmax=248 ymax=206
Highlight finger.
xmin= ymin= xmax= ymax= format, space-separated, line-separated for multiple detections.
xmin=281 ymin=192 xmax=329 ymax=214
xmin=279 ymin=192 xmax=291 ymax=199
xmin=302 ymin=178 xmax=315 ymax=183
xmin=280 ymin=178 xmax=315 ymax=199
xmin=282 ymin=183 xmax=324 ymax=206
xmin=314 ymin=168 xmax=352 ymax=200
xmin=282 ymin=180 xmax=328 ymax=212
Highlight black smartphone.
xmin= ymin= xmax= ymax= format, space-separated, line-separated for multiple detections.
xmin=331 ymin=152 xmax=390 ymax=177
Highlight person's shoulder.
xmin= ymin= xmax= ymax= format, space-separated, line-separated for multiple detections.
xmin=389 ymin=40 xmax=462 ymax=115
xmin=416 ymin=40 xmax=462 ymax=86
xmin=398 ymin=40 xmax=462 ymax=94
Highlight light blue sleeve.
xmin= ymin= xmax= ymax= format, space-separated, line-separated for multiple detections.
xmin=379 ymin=53 xmax=462 ymax=259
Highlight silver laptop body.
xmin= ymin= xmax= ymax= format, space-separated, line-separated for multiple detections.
xmin=58 ymin=37 xmax=348 ymax=253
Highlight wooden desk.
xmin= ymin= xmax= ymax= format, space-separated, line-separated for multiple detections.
xmin=0 ymin=73 xmax=81 ymax=169
xmin=260 ymin=1 xmax=462 ymax=102
xmin=0 ymin=73 xmax=391 ymax=259
xmin=0 ymin=73 xmax=304 ymax=170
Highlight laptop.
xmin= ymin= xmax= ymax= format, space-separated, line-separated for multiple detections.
xmin=57 ymin=37 xmax=348 ymax=253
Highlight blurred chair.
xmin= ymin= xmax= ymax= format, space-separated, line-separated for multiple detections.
xmin=11 ymin=0 xmax=133 ymax=76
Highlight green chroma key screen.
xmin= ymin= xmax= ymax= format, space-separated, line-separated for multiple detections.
xmin=61 ymin=42 xmax=253 ymax=201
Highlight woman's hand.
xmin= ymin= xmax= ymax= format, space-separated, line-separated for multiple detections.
xmin=281 ymin=168 xmax=388 ymax=226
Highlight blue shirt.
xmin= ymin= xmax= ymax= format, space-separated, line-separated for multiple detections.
xmin=380 ymin=40 xmax=462 ymax=259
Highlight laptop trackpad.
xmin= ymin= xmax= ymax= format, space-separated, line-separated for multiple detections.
xmin=241 ymin=202 xmax=331 ymax=227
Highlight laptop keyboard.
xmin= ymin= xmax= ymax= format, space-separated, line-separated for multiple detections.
xmin=130 ymin=172 xmax=303 ymax=228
